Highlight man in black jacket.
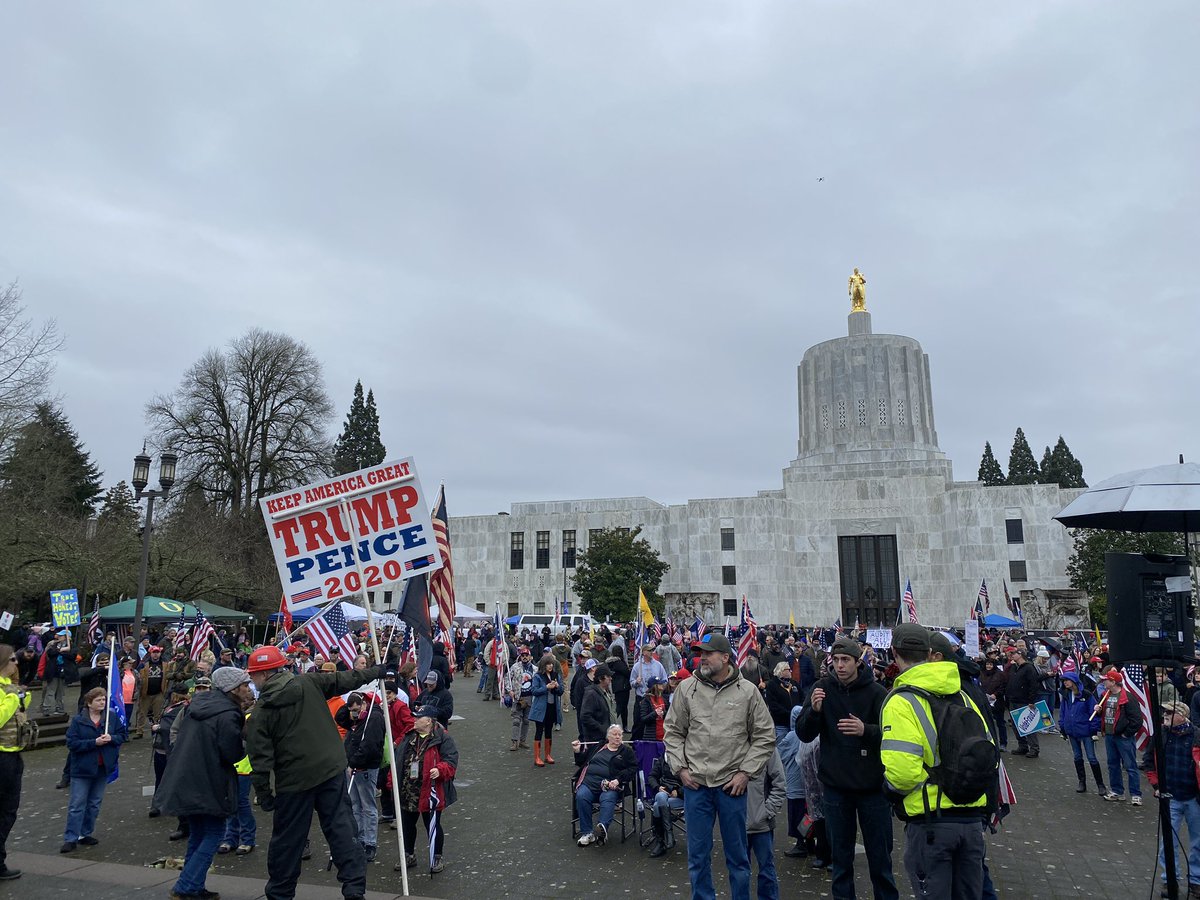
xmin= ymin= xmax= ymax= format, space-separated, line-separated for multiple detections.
xmin=578 ymin=665 xmax=615 ymax=752
xmin=430 ymin=642 xmax=453 ymax=687
xmin=343 ymin=692 xmax=386 ymax=861
xmin=796 ymin=638 xmax=898 ymax=900
xmin=1004 ymin=646 xmax=1042 ymax=759
xmin=157 ymin=665 xmax=249 ymax=900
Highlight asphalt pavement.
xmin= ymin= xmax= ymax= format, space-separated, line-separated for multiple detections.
xmin=5 ymin=676 xmax=1165 ymax=899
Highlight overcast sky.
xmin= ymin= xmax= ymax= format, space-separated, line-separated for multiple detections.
xmin=2 ymin=2 xmax=1196 ymax=517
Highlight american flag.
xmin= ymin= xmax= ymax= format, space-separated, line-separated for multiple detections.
xmin=691 ymin=616 xmax=707 ymax=641
xmin=902 ymin=579 xmax=919 ymax=624
xmin=427 ymin=486 xmax=456 ymax=670
xmin=979 ymin=579 xmax=990 ymax=614
xmin=398 ymin=625 xmax=417 ymax=668
xmin=664 ymin=614 xmax=675 ymax=639
xmin=1011 ymin=592 xmax=1024 ymax=627
xmin=174 ymin=607 xmax=190 ymax=645
xmin=491 ymin=608 xmax=507 ymax=687
xmin=989 ymin=758 xmax=1017 ymax=832
xmin=735 ymin=596 xmax=757 ymax=667
xmin=308 ymin=602 xmax=359 ymax=663
xmin=189 ymin=606 xmax=215 ymax=661
xmin=651 ymin=621 xmax=663 ymax=643
xmin=971 ymin=580 xmax=986 ymax=621
xmin=1122 ymin=664 xmax=1154 ymax=753
xmin=87 ymin=598 xmax=103 ymax=645
xmin=552 ymin=599 xmax=562 ymax=630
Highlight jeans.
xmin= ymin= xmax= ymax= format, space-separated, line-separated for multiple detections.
xmin=174 ymin=814 xmax=225 ymax=895
xmin=349 ymin=768 xmax=378 ymax=848
xmin=223 ymin=774 xmax=257 ymax=847
xmin=64 ymin=773 xmax=108 ymax=842
xmin=822 ymin=785 xmax=898 ymax=900
xmin=682 ymin=785 xmax=750 ymax=900
xmin=477 ymin=665 xmax=488 ymax=692
xmin=575 ymin=784 xmax=619 ymax=834
xmin=1068 ymin=735 xmax=1098 ymax=765
xmin=903 ymin=820 xmax=985 ymax=899
xmin=747 ymin=830 xmax=779 ymax=900
xmin=510 ymin=700 xmax=531 ymax=742
xmin=1158 ymin=796 xmax=1200 ymax=886
xmin=1105 ymin=735 xmax=1141 ymax=797
xmin=653 ymin=790 xmax=685 ymax=819
xmin=41 ymin=677 xmax=65 ymax=714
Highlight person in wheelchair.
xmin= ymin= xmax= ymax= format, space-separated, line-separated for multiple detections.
xmin=646 ymin=753 xmax=684 ymax=858
xmin=572 ymin=724 xmax=636 ymax=847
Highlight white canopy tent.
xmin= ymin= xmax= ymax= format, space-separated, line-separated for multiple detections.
xmin=429 ymin=600 xmax=488 ymax=622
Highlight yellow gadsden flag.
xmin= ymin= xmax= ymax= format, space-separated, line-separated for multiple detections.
xmin=638 ymin=587 xmax=655 ymax=628
xmin=789 ymin=611 xmax=796 ymax=630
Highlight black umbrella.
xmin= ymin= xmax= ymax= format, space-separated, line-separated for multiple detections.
xmin=1054 ymin=458 xmax=1198 ymax=900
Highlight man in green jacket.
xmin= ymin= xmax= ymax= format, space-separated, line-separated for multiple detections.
xmin=245 ymin=644 xmax=385 ymax=900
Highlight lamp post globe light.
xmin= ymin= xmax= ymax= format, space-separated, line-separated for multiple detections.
xmin=130 ymin=447 xmax=177 ymax=643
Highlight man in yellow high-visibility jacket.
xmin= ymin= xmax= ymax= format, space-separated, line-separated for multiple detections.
xmin=0 ymin=645 xmax=28 ymax=880
xmin=880 ymin=624 xmax=990 ymax=900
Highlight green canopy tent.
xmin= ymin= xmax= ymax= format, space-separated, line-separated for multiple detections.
xmin=96 ymin=596 xmax=256 ymax=624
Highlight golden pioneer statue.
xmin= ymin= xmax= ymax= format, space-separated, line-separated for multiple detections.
xmin=848 ymin=268 xmax=867 ymax=312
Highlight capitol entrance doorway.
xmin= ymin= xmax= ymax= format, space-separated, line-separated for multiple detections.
xmin=837 ymin=535 xmax=900 ymax=627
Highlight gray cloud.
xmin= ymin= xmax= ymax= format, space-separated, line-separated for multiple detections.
xmin=2 ymin=1 xmax=1196 ymax=516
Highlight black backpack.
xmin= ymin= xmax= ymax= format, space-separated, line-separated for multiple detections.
xmin=894 ymin=685 xmax=998 ymax=807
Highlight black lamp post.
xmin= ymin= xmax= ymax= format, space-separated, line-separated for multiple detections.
xmin=131 ymin=447 xmax=177 ymax=643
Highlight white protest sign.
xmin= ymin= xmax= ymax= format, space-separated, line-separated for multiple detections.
xmin=259 ymin=457 xmax=442 ymax=612
xmin=0 ymin=611 xmax=12 ymax=630
xmin=866 ymin=628 xmax=891 ymax=649
xmin=964 ymin=618 xmax=980 ymax=658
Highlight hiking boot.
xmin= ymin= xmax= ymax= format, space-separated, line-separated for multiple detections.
xmin=510 ymin=740 xmax=519 ymax=751
xmin=430 ymin=855 xmax=444 ymax=874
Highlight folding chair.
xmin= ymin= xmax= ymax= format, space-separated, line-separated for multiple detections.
xmin=634 ymin=742 xmax=686 ymax=848
xmin=570 ymin=772 xmax=635 ymax=843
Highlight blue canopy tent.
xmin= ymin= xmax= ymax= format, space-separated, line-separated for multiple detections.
xmin=982 ymin=613 xmax=1022 ymax=628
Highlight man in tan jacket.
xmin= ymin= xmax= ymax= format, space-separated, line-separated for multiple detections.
xmin=664 ymin=632 xmax=774 ymax=900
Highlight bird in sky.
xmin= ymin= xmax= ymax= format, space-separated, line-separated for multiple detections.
xmin=817 ymin=177 xmax=824 ymax=182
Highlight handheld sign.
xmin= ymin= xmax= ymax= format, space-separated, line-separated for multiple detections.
xmin=259 ymin=458 xmax=442 ymax=612
xmin=50 ymin=589 xmax=81 ymax=627
xmin=0 ymin=611 xmax=12 ymax=630
xmin=865 ymin=628 xmax=891 ymax=649
xmin=1010 ymin=700 xmax=1054 ymax=737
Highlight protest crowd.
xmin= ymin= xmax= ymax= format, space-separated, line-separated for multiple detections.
xmin=0 ymin=599 xmax=1189 ymax=900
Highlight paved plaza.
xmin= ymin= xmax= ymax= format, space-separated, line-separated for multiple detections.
xmin=6 ymin=677 xmax=1164 ymax=899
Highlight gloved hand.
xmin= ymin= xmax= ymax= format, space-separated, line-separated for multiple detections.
xmin=256 ymin=788 xmax=276 ymax=812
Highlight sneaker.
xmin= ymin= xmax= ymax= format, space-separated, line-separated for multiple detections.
xmin=217 ymin=843 xmax=233 ymax=855
xmin=430 ymin=855 xmax=444 ymax=874
xmin=1132 ymin=795 xmax=1143 ymax=806
xmin=1104 ymin=791 xmax=1125 ymax=801
xmin=78 ymin=836 xmax=99 ymax=846
xmin=235 ymin=845 xmax=254 ymax=856
xmin=577 ymin=833 xmax=596 ymax=847
xmin=594 ymin=822 xmax=608 ymax=845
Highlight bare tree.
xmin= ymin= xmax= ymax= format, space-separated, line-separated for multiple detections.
xmin=147 ymin=329 xmax=334 ymax=514
xmin=0 ymin=282 xmax=63 ymax=446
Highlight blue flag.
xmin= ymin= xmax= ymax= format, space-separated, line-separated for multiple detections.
xmin=105 ymin=649 xmax=127 ymax=784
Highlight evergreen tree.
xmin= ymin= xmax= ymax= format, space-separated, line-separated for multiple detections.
xmin=1006 ymin=427 xmax=1041 ymax=485
xmin=0 ymin=401 xmax=102 ymax=516
xmin=332 ymin=381 xmax=387 ymax=475
xmin=363 ymin=389 xmax=387 ymax=465
xmin=1038 ymin=446 xmax=1055 ymax=484
xmin=977 ymin=442 xmax=1005 ymax=485
xmin=1048 ymin=436 xmax=1087 ymax=488
xmin=97 ymin=480 xmax=140 ymax=532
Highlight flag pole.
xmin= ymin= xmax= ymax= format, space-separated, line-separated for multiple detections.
xmin=339 ymin=499 xmax=409 ymax=897
xmin=104 ymin=635 xmax=116 ymax=735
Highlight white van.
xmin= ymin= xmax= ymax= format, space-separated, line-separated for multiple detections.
xmin=512 ymin=613 xmax=594 ymax=636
